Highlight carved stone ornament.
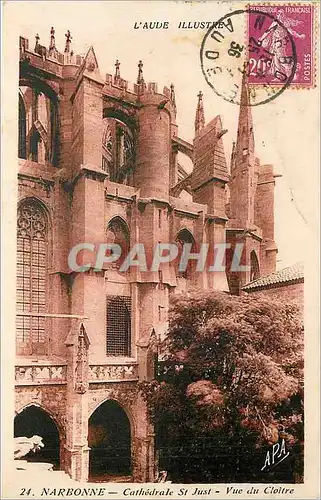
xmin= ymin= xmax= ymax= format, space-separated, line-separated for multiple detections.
xmin=86 ymin=61 xmax=95 ymax=72
xmin=74 ymin=323 xmax=90 ymax=394
xmin=14 ymin=435 xmax=44 ymax=459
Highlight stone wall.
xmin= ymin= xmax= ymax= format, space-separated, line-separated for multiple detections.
xmin=244 ymin=282 xmax=304 ymax=311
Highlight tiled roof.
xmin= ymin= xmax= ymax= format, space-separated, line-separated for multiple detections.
xmin=243 ymin=262 xmax=304 ymax=291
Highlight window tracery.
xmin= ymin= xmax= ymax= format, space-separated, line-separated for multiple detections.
xmin=102 ymin=118 xmax=135 ymax=185
xmin=16 ymin=200 xmax=49 ymax=351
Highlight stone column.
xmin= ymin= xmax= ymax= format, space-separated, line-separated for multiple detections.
xmin=64 ymin=321 xmax=90 ymax=481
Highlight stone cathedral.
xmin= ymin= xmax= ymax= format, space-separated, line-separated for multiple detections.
xmin=15 ymin=29 xmax=278 ymax=482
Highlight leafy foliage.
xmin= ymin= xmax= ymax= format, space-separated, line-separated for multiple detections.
xmin=140 ymin=291 xmax=304 ymax=483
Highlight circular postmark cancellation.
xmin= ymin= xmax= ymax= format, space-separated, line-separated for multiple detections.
xmin=200 ymin=9 xmax=298 ymax=106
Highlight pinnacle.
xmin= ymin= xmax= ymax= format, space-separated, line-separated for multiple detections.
xmin=194 ymin=91 xmax=205 ymax=133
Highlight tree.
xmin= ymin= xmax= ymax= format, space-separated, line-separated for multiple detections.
xmin=140 ymin=290 xmax=304 ymax=483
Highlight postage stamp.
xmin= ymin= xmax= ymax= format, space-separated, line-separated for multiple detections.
xmin=201 ymin=4 xmax=317 ymax=106
xmin=200 ymin=9 xmax=296 ymax=106
xmin=248 ymin=4 xmax=316 ymax=87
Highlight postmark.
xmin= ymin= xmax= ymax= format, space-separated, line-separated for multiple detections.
xmin=200 ymin=8 xmax=298 ymax=105
xmin=248 ymin=4 xmax=316 ymax=88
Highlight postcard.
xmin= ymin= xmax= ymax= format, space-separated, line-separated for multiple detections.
xmin=1 ymin=1 xmax=320 ymax=499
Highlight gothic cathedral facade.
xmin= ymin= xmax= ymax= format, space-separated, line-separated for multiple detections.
xmin=15 ymin=29 xmax=277 ymax=482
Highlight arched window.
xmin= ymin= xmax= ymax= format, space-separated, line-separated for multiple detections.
xmin=102 ymin=118 xmax=135 ymax=184
xmin=18 ymin=85 xmax=58 ymax=165
xmin=176 ymin=229 xmax=196 ymax=280
xmin=250 ymin=250 xmax=260 ymax=282
xmin=106 ymin=296 xmax=131 ymax=356
xmin=16 ymin=199 xmax=49 ymax=355
xmin=106 ymin=217 xmax=129 ymax=269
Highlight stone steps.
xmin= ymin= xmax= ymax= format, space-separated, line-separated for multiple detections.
xmin=15 ymin=461 xmax=73 ymax=482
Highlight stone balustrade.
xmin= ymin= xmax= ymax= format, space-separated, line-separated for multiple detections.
xmin=89 ymin=363 xmax=138 ymax=383
xmin=15 ymin=362 xmax=139 ymax=385
xmin=15 ymin=365 xmax=67 ymax=385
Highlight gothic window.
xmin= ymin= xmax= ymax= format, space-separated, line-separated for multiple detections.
xmin=250 ymin=250 xmax=260 ymax=282
xmin=123 ymin=131 xmax=134 ymax=165
xmin=16 ymin=200 xmax=49 ymax=352
xmin=106 ymin=296 xmax=131 ymax=356
xmin=106 ymin=217 xmax=130 ymax=269
xmin=102 ymin=121 xmax=113 ymax=173
xmin=176 ymin=229 xmax=196 ymax=280
xmin=18 ymin=85 xmax=58 ymax=165
xmin=102 ymin=118 xmax=135 ymax=185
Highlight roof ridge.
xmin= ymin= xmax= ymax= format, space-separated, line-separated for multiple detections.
xmin=243 ymin=262 xmax=304 ymax=291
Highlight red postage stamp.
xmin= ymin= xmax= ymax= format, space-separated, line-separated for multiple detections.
xmin=248 ymin=4 xmax=316 ymax=87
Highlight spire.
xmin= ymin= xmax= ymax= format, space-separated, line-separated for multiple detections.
xmin=194 ymin=91 xmax=205 ymax=133
xmin=170 ymin=83 xmax=177 ymax=116
xmin=137 ymin=60 xmax=144 ymax=84
xmin=64 ymin=30 xmax=72 ymax=53
xmin=229 ymin=70 xmax=257 ymax=224
xmin=49 ymin=27 xmax=56 ymax=54
xmin=34 ymin=33 xmax=40 ymax=52
xmin=114 ymin=59 xmax=121 ymax=81
xmin=234 ymin=70 xmax=255 ymax=164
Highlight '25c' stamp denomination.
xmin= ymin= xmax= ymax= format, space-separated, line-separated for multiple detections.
xmin=200 ymin=6 xmax=316 ymax=106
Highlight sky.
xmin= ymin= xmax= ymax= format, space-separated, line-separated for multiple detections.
xmin=4 ymin=0 xmax=320 ymax=269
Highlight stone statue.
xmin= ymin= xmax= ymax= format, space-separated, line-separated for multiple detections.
xmin=14 ymin=435 xmax=44 ymax=459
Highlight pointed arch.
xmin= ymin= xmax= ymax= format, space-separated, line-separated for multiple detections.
xmin=17 ymin=195 xmax=51 ymax=218
xmin=15 ymin=402 xmax=64 ymax=436
xmin=19 ymin=76 xmax=59 ymax=104
xmin=176 ymin=228 xmax=195 ymax=244
xmin=89 ymin=397 xmax=135 ymax=432
xmin=103 ymin=106 xmax=138 ymax=132
xmin=14 ymin=404 xmax=61 ymax=468
xmin=88 ymin=399 xmax=132 ymax=481
xmin=106 ymin=215 xmax=130 ymax=234
xmin=19 ymin=78 xmax=59 ymax=166
xmin=102 ymin=109 xmax=136 ymax=185
xmin=105 ymin=217 xmax=132 ymax=356
xmin=106 ymin=216 xmax=130 ymax=269
xmin=175 ymin=228 xmax=196 ymax=280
